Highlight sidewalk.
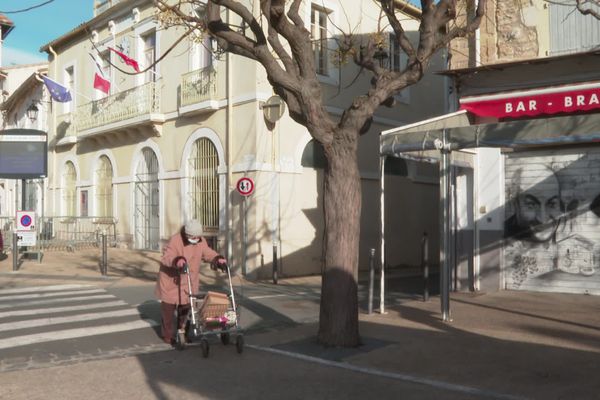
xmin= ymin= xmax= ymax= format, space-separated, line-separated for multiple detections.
xmin=1 ymin=249 xmax=600 ymax=399
xmin=0 ymin=247 xmax=161 ymax=288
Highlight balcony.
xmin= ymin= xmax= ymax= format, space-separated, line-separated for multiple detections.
xmin=54 ymin=113 xmax=76 ymax=147
xmin=75 ymin=81 xmax=164 ymax=139
xmin=179 ymin=67 xmax=219 ymax=115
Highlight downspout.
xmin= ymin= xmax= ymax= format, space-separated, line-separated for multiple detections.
xmin=48 ymin=45 xmax=58 ymax=218
xmin=475 ymin=0 xmax=481 ymax=66
xmin=226 ymin=9 xmax=233 ymax=265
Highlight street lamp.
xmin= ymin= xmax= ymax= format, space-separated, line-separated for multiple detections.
xmin=26 ymin=102 xmax=39 ymax=122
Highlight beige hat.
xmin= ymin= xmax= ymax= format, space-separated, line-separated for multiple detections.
xmin=184 ymin=220 xmax=203 ymax=236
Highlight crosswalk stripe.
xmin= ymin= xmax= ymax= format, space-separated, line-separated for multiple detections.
xmin=0 ymin=300 xmax=128 ymax=319
xmin=0 ymin=294 xmax=115 ymax=310
xmin=0 ymin=308 xmax=140 ymax=332
xmin=0 ymin=319 xmax=159 ymax=350
xmin=0 ymin=288 xmax=105 ymax=302
xmin=0 ymin=284 xmax=93 ymax=295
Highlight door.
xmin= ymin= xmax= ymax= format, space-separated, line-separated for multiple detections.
xmin=452 ymin=166 xmax=475 ymax=291
xmin=134 ymin=148 xmax=160 ymax=250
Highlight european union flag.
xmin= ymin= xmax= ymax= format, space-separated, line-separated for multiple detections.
xmin=41 ymin=75 xmax=72 ymax=103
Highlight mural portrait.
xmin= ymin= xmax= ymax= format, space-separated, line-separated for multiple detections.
xmin=504 ymin=153 xmax=600 ymax=294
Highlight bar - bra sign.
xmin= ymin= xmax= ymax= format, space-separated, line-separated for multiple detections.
xmin=460 ymin=86 xmax=600 ymax=118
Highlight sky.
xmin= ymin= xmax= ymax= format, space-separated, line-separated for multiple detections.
xmin=1 ymin=0 xmax=93 ymax=66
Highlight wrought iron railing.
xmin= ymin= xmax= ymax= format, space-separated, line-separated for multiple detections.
xmin=181 ymin=67 xmax=217 ymax=107
xmin=0 ymin=216 xmax=118 ymax=252
xmin=75 ymin=82 xmax=160 ymax=132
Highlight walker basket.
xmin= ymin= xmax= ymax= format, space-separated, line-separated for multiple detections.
xmin=199 ymin=291 xmax=230 ymax=320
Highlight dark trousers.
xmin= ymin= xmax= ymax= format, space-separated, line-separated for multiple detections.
xmin=160 ymin=302 xmax=190 ymax=343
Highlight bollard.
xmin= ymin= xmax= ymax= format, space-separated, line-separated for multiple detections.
xmin=101 ymin=233 xmax=107 ymax=276
xmin=272 ymin=242 xmax=278 ymax=284
xmin=421 ymin=232 xmax=429 ymax=302
xmin=12 ymin=232 xmax=18 ymax=272
xmin=368 ymin=248 xmax=375 ymax=314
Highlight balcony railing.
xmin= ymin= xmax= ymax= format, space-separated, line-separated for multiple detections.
xmin=76 ymin=82 xmax=160 ymax=132
xmin=181 ymin=67 xmax=217 ymax=107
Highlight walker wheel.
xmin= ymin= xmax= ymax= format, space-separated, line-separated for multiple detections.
xmin=235 ymin=335 xmax=244 ymax=354
xmin=200 ymin=338 xmax=209 ymax=358
xmin=220 ymin=332 xmax=230 ymax=345
xmin=186 ymin=326 xmax=198 ymax=343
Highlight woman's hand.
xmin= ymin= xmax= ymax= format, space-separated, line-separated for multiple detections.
xmin=211 ymin=255 xmax=228 ymax=272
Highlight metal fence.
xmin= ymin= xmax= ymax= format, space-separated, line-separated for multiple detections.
xmin=0 ymin=216 xmax=118 ymax=252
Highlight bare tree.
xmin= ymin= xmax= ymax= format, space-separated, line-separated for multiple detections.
xmin=155 ymin=0 xmax=485 ymax=347
xmin=572 ymin=0 xmax=600 ymax=19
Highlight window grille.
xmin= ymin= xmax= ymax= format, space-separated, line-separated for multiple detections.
xmin=188 ymin=138 xmax=219 ymax=232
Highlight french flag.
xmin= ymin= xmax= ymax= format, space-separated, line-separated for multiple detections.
xmin=90 ymin=52 xmax=110 ymax=94
xmin=108 ymin=46 xmax=140 ymax=72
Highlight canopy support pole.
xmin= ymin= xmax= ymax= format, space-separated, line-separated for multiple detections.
xmin=440 ymin=129 xmax=452 ymax=322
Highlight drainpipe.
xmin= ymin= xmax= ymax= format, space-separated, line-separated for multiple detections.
xmin=475 ymin=0 xmax=481 ymax=66
xmin=48 ymin=45 xmax=58 ymax=218
xmin=226 ymin=10 xmax=233 ymax=265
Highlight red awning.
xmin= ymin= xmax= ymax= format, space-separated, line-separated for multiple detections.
xmin=460 ymin=82 xmax=600 ymax=118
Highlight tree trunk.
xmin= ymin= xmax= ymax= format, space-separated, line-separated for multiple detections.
xmin=317 ymin=135 xmax=361 ymax=347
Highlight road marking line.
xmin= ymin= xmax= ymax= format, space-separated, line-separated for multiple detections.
xmin=0 ymin=288 xmax=105 ymax=302
xmin=0 ymin=294 xmax=115 ymax=310
xmin=247 ymin=345 xmax=527 ymax=400
xmin=0 ymin=308 xmax=139 ymax=332
xmin=0 ymin=319 xmax=159 ymax=350
xmin=246 ymin=294 xmax=289 ymax=300
xmin=0 ymin=300 xmax=128 ymax=319
xmin=0 ymin=284 xmax=93 ymax=295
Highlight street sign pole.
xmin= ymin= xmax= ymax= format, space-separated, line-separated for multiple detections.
xmin=236 ymin=177 xmax=254 ymax=276
xmin=243 ymin=196 xmax=248 ymax=276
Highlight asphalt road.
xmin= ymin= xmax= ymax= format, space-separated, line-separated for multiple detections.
xmin=0 ymin=278 xmax=326 ymax=372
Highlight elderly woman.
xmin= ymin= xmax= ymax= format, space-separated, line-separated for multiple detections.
xmin=155 ymin=219 xmax=226 ymax=345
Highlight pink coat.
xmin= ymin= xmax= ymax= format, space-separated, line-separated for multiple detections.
xmin=154 ymin=230 xmax=219 ymax=305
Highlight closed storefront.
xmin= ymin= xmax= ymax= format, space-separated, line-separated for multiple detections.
xmin=504 ymin=148 xmax=600 ymax=294
xmin=382 ymin=51 xmax=600 ymax=297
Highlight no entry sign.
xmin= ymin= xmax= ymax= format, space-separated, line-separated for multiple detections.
xmin=236 ymin=177 xmax=255 ymax=196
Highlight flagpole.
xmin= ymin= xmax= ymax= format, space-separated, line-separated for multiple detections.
xmin=36 ymin=73 xmax=93 ymax=102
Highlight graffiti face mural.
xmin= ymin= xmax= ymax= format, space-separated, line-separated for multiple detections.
xmin=505 ymin=165 xmax=564 ymax=243
xmin=504 ymin=152 xmax=600 ymax=294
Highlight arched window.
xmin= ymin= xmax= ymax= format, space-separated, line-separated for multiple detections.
xmin=63 ymin=161 xmax=77 ymax=216
xmin=188 ymin=138 xmax=219 ymax=233
xmin=301 ymin=139 xmax=327 ymax=169
xmin=95 ymin=156 xmax=113 ymax=217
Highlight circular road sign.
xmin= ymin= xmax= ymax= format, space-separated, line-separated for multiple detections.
xmin=236 ymin=177 xmax=255 ymax=196
xmin=262 ymin=95 xmax=286 ymax=124
xmin=20 ymin=214 xmax=33 ymax=228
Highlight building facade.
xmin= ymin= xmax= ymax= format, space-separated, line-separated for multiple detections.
xmin=36 ymin=0 xmax=447 ymax=278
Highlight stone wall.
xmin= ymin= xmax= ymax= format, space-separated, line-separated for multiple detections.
xmin=449 ymin=0 xmax=541 ymax=69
